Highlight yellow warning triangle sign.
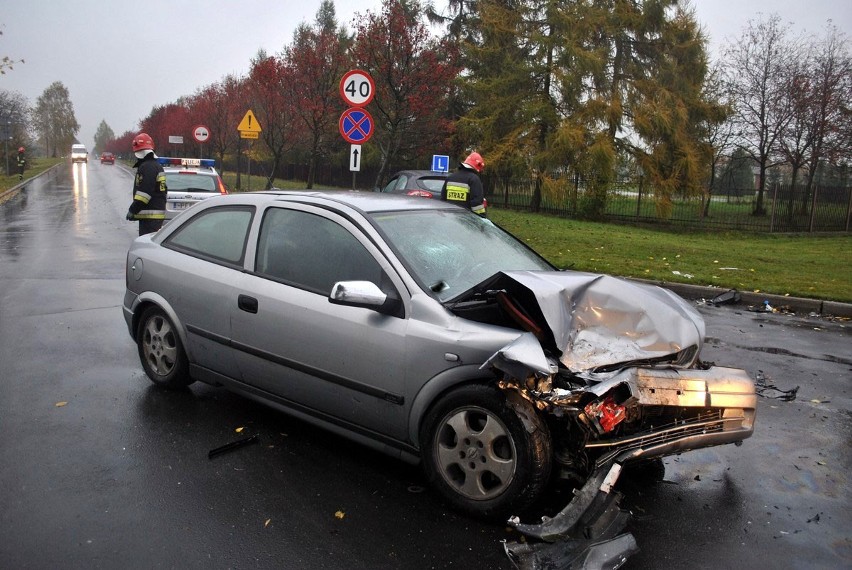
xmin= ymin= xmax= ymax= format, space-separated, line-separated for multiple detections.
xmin=237 ymin=109 xmax=262 ymax=132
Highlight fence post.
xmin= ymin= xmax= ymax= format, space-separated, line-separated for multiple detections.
xmin=769 ymin=182 xmax=778 ymax=233
xmin=635 ymin=175 xmax=643 ymax=221
xmin=808 ymin=184 xmax=819 ymax=233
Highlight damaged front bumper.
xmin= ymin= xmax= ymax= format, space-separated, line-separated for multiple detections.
xmin=495 ymin=358 xmax=756 ymax=570
xmin=581 ymin=365 xmax=756 ymax=467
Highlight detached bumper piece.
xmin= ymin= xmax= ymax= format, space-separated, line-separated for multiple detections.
xmin=504 ymin=462 xmax=638 ymax=570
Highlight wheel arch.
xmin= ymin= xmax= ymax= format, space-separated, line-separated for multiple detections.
xmin=407 ymin=364 xmax=498 ymax=455
xmin=129 ymin=292 xmax=192 ymax=361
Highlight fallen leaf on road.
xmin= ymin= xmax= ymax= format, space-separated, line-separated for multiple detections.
xmin=55 ymin=401 xmax=67 ymax=407
xmin=335 ymin=511 xmax=345 ymax=520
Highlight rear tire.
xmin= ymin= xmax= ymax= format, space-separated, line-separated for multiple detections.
xmin=420 ymin=384 xmax=551 ymax=520
xmin=136 ymin=306 xmax=193 ymax=389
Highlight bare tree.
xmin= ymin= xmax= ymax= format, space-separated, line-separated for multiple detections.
xmin=801 ymin=23 xmax=852 ymax=211
xmin=701 ymin=64 xmax=736 ymax=217
xmin=777 ymin=39 xmax=815 ymax=215
xmin=722 ymin=14 xmax=793 ymax=215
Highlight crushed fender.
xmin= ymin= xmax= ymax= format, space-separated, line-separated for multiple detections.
xmin=504 ymin=461 xmax=639 ymax=570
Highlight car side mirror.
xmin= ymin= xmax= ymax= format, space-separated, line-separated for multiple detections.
xmin=329 ymin=280 xmax=401 ymax=316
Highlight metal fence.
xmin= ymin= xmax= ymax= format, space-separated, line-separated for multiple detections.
xmin=230 ymin=159 xmax=851 ymax=233
xmin=481 ymin=175 xmax=852 ymax=233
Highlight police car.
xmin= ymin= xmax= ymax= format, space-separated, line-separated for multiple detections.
xmin=159 ymin=157 xmax=229 ymax=220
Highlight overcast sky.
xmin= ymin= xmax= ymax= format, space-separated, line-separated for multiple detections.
xmin=2 ymin=0 xmax=849 ymax=150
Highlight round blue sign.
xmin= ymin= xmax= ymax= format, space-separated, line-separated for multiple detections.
xmin=339 ymin=107 xmax=374 ymax=144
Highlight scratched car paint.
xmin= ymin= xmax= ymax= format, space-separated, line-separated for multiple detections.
xmin=122 ymin=191 xmax=756 ymax=568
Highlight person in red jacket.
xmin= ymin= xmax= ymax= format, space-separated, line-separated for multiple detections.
xmin=125 ymin=133 xmax=167 ymax=236
xmin=440 ymin=151 xmax=486 ymax=217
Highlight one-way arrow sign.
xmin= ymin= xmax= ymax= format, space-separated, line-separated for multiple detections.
xmin=350 ymin=144 xmax=362 ymax=172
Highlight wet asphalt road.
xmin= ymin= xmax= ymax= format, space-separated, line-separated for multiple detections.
xmin=0 ymin=163 xmax=849 ymax=569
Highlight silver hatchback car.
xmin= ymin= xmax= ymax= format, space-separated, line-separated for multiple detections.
xmin=123 ymin=191 xmax=756 ymax=523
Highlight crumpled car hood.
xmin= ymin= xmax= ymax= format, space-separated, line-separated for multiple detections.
xmin=487 ymin=271 xmax=705 ymax=373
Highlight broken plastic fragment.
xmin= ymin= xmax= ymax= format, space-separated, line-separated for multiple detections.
xmin=710 ymin=289 xmax=740 ymax=306
xmin=208 ymin=434 xmax=259 ymax=459
xmin=505 ymin=462 xmax=637 ymax=569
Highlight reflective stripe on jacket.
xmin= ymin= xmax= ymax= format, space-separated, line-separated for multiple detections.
xmin=441 ymin=167 xmax=485 ymax=215
xmin=129 ymin=155 xmax=166 ymax=220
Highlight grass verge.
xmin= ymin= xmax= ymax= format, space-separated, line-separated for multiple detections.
xmin=0 ymin=157 xmax=64 ymax=195
xmin=489 ymin=208 xmax=852 ymax=303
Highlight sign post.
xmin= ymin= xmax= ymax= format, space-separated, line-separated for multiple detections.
xmin=339 ymin=70 xmax=376 ymax=189
xmin=237 ymin=110 xmax=262 ymax=191
xmin=192 ymin=125 xmax=210 ymax=159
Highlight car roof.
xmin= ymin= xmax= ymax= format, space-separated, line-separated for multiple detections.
xmin=391 ymin=170 xmax=447 ymax=177
xmin=204 ymin=190 xmax=460 ymax=215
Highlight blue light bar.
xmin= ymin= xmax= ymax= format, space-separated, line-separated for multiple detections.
xmin=157 ymin=157 xmax=216 ymax=168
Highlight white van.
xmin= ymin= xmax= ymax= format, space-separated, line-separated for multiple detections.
xmin=71 ymin=144 xmax=88 ymax=163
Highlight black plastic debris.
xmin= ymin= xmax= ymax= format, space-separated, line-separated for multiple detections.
xmin=710 ymin=289 xmax=741 ymax=306
xmin=504 ymin=462 xmax=638 ymax=570
xmin=208 ymin=434 xmax=259 ymax=459
xmin=754 ymin=370 xmax=799 ymax=401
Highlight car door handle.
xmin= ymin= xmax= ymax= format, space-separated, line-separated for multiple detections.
xmin=238 ymin=294 xmax=258 ymax=314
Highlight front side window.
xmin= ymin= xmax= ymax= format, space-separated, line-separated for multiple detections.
xmin=165 ymin=206 xmax=253 ymax=265
xmin=255 ymin=208 xmax=385 ymax=295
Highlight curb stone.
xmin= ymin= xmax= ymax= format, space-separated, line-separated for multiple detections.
xmin=629 ymin=278 xmax=852 ymax=319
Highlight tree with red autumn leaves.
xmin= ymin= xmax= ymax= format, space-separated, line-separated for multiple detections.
xmin=286 ymin=0 xmax=352 ymax=188
xmin=247 ymin=51 xmax=305 ymax=189
xmin=189 ymin=75 xmax=243 ymax=173
xmin=350 ymin=0 xmax=461 ymax=188
xmin=138 ymin=102 xmax=194 ymax=157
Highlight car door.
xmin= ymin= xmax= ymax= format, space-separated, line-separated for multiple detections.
xmin=157 ymin=205 xmax=255 ymax=381
xmin=229 ymin=204 xmax=411 ymax=440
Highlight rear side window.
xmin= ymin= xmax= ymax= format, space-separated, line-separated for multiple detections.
xmin=417 ymin=178 xmax=446 ymax=191
xmin=255 ymin=208 xmax=384 ymax=295
xmin=381 ymin=175 xmax=407 ymax=193
xmin=165 ymin=207 xmax=253 ymax=265
xmin=165 ymin=172 xmax=218 ymax=193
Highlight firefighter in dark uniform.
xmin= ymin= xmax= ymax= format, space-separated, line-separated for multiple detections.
xmin=440 ymin=151 xmax=486 ymax=217
xmin=125 ymin=133 xmax=167 ymax=236
xmin=16 ymin=147 xmax=26 ymax=180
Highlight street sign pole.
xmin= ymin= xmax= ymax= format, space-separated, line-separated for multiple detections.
xmin=340 ymin=70 xmax=375 ymax=190
xmin=236 ymin=111 xmax=262 ymax=190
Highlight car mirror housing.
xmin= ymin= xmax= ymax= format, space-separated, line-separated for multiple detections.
xmin=330 ymin=280 xmax=387 ymax=309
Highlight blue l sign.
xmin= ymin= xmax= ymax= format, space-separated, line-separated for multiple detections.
xmin=431 ymin=155 xmax=450 ymax=173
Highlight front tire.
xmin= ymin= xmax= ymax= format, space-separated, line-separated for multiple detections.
xmin=136 ymin=306 xmax=192 ymax=389
xmin=420 ymin=384 xmax=552 ymax=520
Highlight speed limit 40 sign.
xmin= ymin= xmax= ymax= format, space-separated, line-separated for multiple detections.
xmin=340 ymin=69 xmax=375 ymax=107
